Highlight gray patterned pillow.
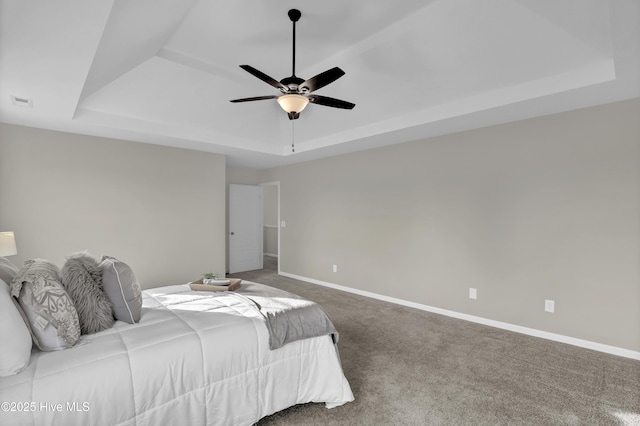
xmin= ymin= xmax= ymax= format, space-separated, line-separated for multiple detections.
xmin=11 ymin=259 xmax=81 ymax=351
xmin=61 ymin=252 xmax=115 ymax=335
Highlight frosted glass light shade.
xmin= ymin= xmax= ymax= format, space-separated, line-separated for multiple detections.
xmin=277 ymin=94 xmax=309 ymax=113
xmin=0 ymin=232 xmax=17 ymax=256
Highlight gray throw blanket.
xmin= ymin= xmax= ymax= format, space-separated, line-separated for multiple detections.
xmin=231 ymin=284 xmax=338 ymax=350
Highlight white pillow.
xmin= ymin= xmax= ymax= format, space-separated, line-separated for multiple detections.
xmin=0 ymin=278 xmax=32 ymax=376
xmin=0 ymin=256 xmax=19 ymax=286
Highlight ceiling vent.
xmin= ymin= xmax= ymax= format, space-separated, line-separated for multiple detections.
xmin=11 ymin=95 xmax=33 ymax=108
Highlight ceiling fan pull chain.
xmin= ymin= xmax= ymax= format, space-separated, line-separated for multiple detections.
xmin=291 ymin=120 xmax=295 ymax=152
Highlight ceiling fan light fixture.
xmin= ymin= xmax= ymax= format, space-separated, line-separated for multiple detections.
xmin=277 ymin=94 xmax=309 ymax=114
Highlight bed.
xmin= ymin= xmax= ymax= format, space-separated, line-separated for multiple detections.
xmin=0 ymin=280 xmax=354 ymax=425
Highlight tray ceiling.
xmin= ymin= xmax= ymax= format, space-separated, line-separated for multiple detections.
xmin=1 ymin=0 xmax=638 ymax=168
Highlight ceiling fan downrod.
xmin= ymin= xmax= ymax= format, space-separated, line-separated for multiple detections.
xmin=289 ymin=9 xmax=301 ymax=78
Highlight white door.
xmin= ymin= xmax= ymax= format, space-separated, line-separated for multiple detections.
xmin=229 ymin=184 xmax=263 ymax=273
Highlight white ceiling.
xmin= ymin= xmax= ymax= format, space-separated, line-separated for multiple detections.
xmin=1 ymin=0 xmax=638 ymax=169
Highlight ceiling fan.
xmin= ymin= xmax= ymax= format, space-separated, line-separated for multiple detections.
xmin=230 ymin=9 xmax=355 ymax=120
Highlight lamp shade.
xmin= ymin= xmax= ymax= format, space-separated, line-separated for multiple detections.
xmin=0 ymin=231 xmax=17 ymax=257
xmin=277 ymin=94 xmax=309 ymax=114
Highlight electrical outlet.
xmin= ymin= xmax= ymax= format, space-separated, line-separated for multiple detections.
xmin=333 ymin=264 xmax=338 ymax=273
xmin=280 ymin=220 xmax=286 ymax=228
xmin=545 ymin=299 xmax=555 ymax=313
xmin=469 ymin=288 xmax=477 ymax=300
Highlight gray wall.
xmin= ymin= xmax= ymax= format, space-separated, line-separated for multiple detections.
xmin=259 ymin=98 xmax=640 ymax=352
xmin=0 ymin=123 xmax=226 ymax=289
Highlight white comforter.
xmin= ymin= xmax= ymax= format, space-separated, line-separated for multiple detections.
xmin=0 ymin=282 xmax=354 ymax=426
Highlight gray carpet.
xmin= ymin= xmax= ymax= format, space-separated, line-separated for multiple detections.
xmin=233 ymin=257 xmax=640 ymax=425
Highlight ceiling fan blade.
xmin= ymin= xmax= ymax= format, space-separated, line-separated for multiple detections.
xmin=239 ymin=65 xmax=287 ymax=91
xmin=229 ymin=95 xmax=277 ymax=103
xmin=300 ymin=67 xmax=345 ymax=93
xmin=308 ymin=95 xmax=355 ymax=110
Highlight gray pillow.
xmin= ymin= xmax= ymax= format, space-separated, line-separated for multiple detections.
xmin=61 ymin=252 xmax=115 ymax=335
xmin=100 ymin=256 xmax=142 ymax=324
xmin=0 ymin=257 xmax=19 ymax=287
xmin=11 ymin=259 xmax=81 ymax=351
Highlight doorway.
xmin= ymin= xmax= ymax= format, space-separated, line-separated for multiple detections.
xmin=261 ymin=182 xmax=280 ymax=273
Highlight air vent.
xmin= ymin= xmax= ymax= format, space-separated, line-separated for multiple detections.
xmin=11 ymin=95 xmax=33 ymax=108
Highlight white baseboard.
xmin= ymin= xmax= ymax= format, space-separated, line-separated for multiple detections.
xmin=280 ymin=271 xmax=640 ymax=361
xmin=264 ymin=253 xmax=278 ymax=258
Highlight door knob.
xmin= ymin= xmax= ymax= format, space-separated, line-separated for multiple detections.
xmin=230 ymin=232 xmax=235 ymax=235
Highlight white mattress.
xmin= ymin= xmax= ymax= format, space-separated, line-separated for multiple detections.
xmin=0 ymin=282 xmax=354 ymax=425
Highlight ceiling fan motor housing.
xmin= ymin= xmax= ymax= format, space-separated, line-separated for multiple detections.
xmin=280 ymin=76 xmax=306 ymax=93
